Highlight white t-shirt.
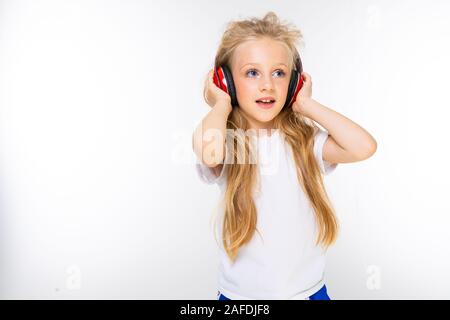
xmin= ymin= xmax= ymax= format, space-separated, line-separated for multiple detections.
xmin=195 ymin=128 xmax=338 ymax=300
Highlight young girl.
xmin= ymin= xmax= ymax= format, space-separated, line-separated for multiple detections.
xmin=192 ymin=12 xmax=377 ymax=300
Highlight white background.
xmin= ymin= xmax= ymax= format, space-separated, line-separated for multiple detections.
xmin=1 ymin=0 xmax=450 ymax=299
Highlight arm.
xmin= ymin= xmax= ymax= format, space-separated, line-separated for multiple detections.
xmin=298 ymin=97 xmax=377 ymax=163
xmin=292 ymin=72 xmax=377 ymax=164
xmin=192 ymin=100 xmax=232 ymax=168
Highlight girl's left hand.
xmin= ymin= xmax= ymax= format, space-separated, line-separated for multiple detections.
xmin=292 ymin=72 xmax=312 ymax=114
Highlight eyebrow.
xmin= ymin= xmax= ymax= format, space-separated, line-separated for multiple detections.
xmin=240 ymin=62 xmax=288 ymax=70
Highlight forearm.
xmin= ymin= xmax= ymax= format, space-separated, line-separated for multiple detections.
xmin=299 ymin=98 xmax=377 ymax=158
xmin=193 ymin=101 xmax=232 ymax=166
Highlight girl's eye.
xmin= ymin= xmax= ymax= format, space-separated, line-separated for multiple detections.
xmin=274 ymin=70 xmax=286 ymax=77
xmin=246 ymin=69 xmax=286 ymax=78
xmin=247 ymin=69 xmax=258 ymax=77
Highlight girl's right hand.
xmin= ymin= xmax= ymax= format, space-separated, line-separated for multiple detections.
xmin=203 ymin=69 xmax=232 ymax=108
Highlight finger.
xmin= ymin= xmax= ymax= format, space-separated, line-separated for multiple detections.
xmin=203 ymin=72 xmax=210 ymax=96
xmin=205 ymin=69 xmax=212 ymax=85
xmin=203 ymin=74 xmax=209 ymax=92
xmin=302 ymin=72 xmax=311 ymax=82
xmin=208 ymin=69 xmax=215 ymax=85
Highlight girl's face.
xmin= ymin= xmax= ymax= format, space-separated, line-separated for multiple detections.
xmin=231 ymin=37 xmax=291 ymax=132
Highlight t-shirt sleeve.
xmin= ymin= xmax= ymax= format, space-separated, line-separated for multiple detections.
xmin=195 ymin=142 xmax=229 ymax=185
xmin=313 ymin=127 xmax=338 ymax=175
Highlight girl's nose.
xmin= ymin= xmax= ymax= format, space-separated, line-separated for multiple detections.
xmin=259 ymin=76 xmax=274 ymax=91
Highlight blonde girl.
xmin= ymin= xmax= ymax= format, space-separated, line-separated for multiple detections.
xmin=193 ymin=11 xmax=377 ymax=300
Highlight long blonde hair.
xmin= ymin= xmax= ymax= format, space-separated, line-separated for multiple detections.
xmin=212 ymin=11 xmax=339 ymax=263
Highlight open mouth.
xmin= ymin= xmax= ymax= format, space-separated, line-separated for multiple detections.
xmin=255 ymin=99 xmax=276 ymax=109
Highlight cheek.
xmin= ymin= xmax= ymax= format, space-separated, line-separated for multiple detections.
xmin=235 ymin=79 xmax=257 ymax=100
xmin=279 ymin=79 xmax=290 ymax=92
xmin=277 ymin=81 xmax=290 ymax=101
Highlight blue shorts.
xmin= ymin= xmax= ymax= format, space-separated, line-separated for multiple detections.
xmin=217 ymin=284 xmax=330 ymax=300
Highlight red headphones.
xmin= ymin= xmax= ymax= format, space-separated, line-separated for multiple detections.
xmin=213 ymin=50 xmax=303 ymax=109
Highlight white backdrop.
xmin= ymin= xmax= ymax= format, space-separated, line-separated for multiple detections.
xmin=1 ymin=0 xmax=450 ymax=299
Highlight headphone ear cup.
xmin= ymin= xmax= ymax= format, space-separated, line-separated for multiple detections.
xmin=284 ymin=69 xmax=303 ymax=109
xmin=292 ymin=71 xmax=303 ymax=105
xmin=220 ymin=65 xmax=238 ymax=107
xmin=284 ymin=69 xmax=299 ymax=109
xmin=213 ymin=66 xmax=224 ymax=91
xmin=213 ymin=65 xmax=238 ymax=107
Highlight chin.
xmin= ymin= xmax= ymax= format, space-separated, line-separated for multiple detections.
xmin=253 ymin=105 xmax=282 ymax=118
xmin=240 ymin=103 xmax=282 ymax=124
xmin=253 ymin=113 xmax=276 ymax=122
xmin=247 ymin=113 xmax=277 ymax=127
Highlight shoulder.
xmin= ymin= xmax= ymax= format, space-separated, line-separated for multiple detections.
xmin=312 ymin=127 xmax=339 ymax=175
